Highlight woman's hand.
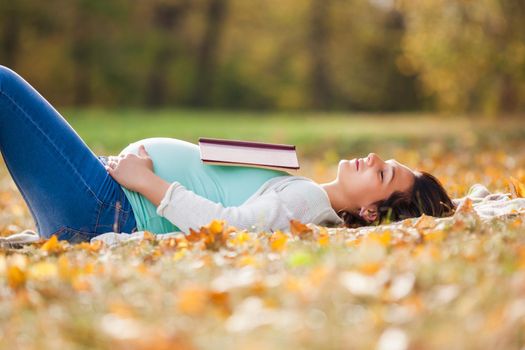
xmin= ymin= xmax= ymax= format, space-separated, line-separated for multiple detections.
xmin=105 ymin=144 xmax=154 ymax=192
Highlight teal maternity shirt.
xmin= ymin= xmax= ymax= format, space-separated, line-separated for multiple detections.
xmin=118 ymin=137 xmax=289 ymax=233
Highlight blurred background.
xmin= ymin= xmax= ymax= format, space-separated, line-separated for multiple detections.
xmin=0 ymin=0 xmax=524 ymax=207
xmin=1 ymin=0 xmax=524 ymax=112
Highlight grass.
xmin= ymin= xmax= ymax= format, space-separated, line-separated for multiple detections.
xmin=61 ymin=108 xmax=525 ymax=158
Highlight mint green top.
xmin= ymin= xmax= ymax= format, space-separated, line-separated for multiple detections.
xmin=118 ymin=137 xmax=290 ymax=234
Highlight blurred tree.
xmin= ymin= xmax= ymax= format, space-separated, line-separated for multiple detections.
xmin=0 ymin=0 xmax=425 ymax=110
xmin=71 ymin=0 xmax=95 ymax=106
xmin=399 ymin=0 xmax=525 ymax=114
xmin=308 ymin=0 xmax=334 ymax=109
xmin=328 ymin=0 xmax=422 ymax=110
xmin=145 ymin=0 xmax=190 ymax=107
xmin=0 ymin=0 xmax=22 ymax=68
xmin=190 ymin=0 xmax=229 ymax=107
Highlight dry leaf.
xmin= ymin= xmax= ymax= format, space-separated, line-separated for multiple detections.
xmin=509 ymin=177 xmax=525 ymax=198
xmin=290 ymin=219 xmax=313 ymax=239
xmin=7 ymin=266 xmax=26 ymax=290
xmin=177 ymin=285 xmax=209 ymax=316
xmin=269 ymin=230 xmax=288 ymax=252
xmin=414 ymin=215 xmax=437 ymax=230
xmin=41 ymin=235 xmax=65 ymax=253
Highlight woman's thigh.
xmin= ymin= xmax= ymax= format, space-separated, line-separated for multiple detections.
xmin=0 ymin=65 xmax=135 ymax=239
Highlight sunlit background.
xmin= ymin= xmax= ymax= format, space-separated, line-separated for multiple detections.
xmin=2 ymin=0 xmax=524 ymax=112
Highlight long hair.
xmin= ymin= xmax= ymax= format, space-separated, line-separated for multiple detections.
xmin=338 ymin=171 xmax=455 ymax=228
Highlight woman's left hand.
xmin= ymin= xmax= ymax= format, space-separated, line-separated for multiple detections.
xmin=105 ymin=144 xmax=154 ymax=192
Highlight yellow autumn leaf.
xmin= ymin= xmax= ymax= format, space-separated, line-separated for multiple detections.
xmin=509 ymin=176 xmax=525 ymax=198
xmin=57 ymin=255 xmax=72 ymax=279
xmin=208 ymin=219 xmax=225 ymax=235
xmin=177 ymin=285 xmax=208 ymax=316
xmin=143 ymin=231 xmax=156 ymax=241
xmin=358 ymin=262 xmax=382 ymax=275
xmin=7 ymin=266 xmax=26 ymax=290
xmin=229 ymin=231 xmax=251 ymax=246
xmin=269 ymin=230 xmax=288 ymax=252
xmin=290 ymin=219 xmax=314 ymax=239
xmin=41 ymin=235 xmax=65 ymax=253
xmin=366 ymin=230 xmax=392 ymax=246
xmin=423 ymin=230 xmax=445 ymax=242
xmin=237 ymin=254 xmax=257 ymax=267
xmin=72 ymin=276 xmax=91 ymax=292
xmin=28 ymin=261 xmax=58 ymax=280
xmin=415 ymin=214 xmax=438 ymax=230
xmin=318 ymin=232 xmax=329 ymax=247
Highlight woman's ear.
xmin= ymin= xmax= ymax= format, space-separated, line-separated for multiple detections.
xmin=359 ymin=205 xmax=378 ymax=223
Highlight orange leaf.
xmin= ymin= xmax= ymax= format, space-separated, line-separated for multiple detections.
xmin=186 ymin=228 xmax=202 ymax=242
xmin=358 ymin=262 xmax=382 ymax=275
xmin=177 ymin=285 xmax=208 ymax=316
xmin=414 ymin=215 xmax=437 ymax=231
xmin=143 ymin=231 xmax=156 ymax=241
xmin=509 ymin=176 xmax=525 ymax=198
xmin=290 ymin=219 xmax=313 ymax=238
xmin=318 ymin=231 xmax=329 ymax=247
xmin=208 ymin=220 xmax=225 ymax=235
xmin=41 ymin=235 xmax=65 ymax=253
xmin=7 ymin=266 xmax=26 ymax=290
xmin=269 ymin=230 xmax=288 ymax=252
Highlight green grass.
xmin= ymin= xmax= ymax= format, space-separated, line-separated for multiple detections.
xmin=61 ymin=108 xmax=525 ymax=158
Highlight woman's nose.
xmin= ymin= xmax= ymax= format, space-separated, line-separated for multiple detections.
xmin=367 ymin=153 xmax=383 ymax=167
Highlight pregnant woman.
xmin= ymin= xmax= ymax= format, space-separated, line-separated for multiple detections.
xmin=0 ymin=65 xmax=455 ymax=242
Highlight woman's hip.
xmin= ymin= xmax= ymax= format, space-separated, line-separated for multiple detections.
xmin=47 ymin=156 xmax=137 ymax=242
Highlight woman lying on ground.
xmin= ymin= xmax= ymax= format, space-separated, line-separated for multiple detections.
xmin=0 ymin=65 xmax=455 ymax=242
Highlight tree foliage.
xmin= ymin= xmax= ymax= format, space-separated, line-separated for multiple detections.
xmin=400 ymin=0 xmax=525 ymax=113
xmin=0 ymin=0 xmax=523 ymax=113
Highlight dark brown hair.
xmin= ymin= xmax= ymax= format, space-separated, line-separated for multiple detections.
xmin=338 ymin=171 xmax=455 ymax=228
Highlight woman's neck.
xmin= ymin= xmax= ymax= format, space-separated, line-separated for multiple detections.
xmin=319 ymin=180 xmax=356 ymax=213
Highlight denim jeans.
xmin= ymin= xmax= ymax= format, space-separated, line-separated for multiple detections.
xmin=0 ymin=65 xmax=137 ymax=242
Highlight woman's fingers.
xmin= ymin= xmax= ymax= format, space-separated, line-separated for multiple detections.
xmin=138 ymin=144 xmax=149 ymax=157
xmin=108 ymin=160 xmax=117 ymax=169
xmin=107 ymin=155 xmax=126 ymax=163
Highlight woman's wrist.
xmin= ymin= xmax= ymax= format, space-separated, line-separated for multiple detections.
xmin=136 ymin=171 xmax=172 ymax=207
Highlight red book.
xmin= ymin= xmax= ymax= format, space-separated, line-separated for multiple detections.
xmin=198 ymin=137 xmax=300 ymax=174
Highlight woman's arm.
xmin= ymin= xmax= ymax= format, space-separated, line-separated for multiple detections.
xmin=155 ymin=181 xmax=295 ymax=233
xmin=136 ymin=172 xmax=171 ymax=207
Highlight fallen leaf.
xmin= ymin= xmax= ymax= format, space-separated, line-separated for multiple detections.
xmin=7 ymin=266 xmax=26 ymax=290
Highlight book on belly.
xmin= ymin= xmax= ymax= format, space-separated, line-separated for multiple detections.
xmin=198 ymin=137 xmax=300 ymax=174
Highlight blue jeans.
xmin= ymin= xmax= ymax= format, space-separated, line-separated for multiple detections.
xmin=0 ymin=65 xmax=137 ymax=242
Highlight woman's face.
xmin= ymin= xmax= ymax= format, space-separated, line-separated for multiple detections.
xmin=336 ymin=153 xmax=416 ymax=211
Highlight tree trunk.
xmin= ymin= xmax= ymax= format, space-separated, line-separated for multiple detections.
xmin=145 ymin=1 xmax=189 ymax=107
xmin=499 ymin=73 xmax=517 ymax=113
xmin=71 ymin=1 xmax=92 ymax=106
xmin=309 ymin=0 xmax=333 ymax=110
xmin=1 ymin=1 xmax=21 ymax=68
xmin=190 ymin=0 xmax=228 ymax=107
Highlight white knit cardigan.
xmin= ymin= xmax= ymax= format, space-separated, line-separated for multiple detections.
xmin=155 ymin=175 xmax=344 ymax=233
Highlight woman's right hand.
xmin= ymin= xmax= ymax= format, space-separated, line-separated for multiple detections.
xmin=105 ymin=144 xmax=155 ymax=192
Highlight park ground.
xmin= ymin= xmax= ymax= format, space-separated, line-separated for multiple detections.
xmin=0 ymin=112 xmax=524 ymax=349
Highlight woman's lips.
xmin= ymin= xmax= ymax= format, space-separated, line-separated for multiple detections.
xmin=356 ymin=158 xmax=359 ymax=171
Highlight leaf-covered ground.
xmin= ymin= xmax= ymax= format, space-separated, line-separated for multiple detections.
xmin=0 ymin=135 xmax=524 ymax=349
